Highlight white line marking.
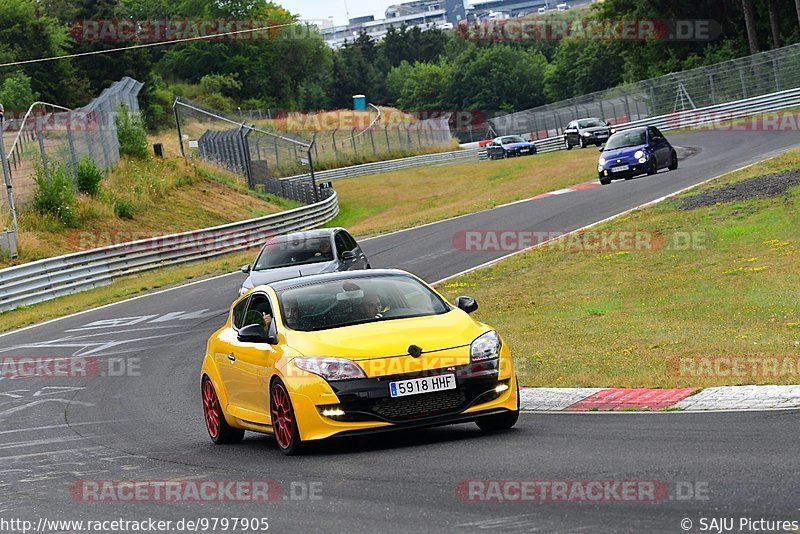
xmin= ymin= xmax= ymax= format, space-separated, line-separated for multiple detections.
xmin=0 ymin=446 xmax=105 ymax=461
xmin=0 ymin=420 xmax=132 ymax=435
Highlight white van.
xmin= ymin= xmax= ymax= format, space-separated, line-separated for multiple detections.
xmin=556 ymin=3 xmax=569 ymax=10
xmin=537 ymin=6 xmax=547 ymax=14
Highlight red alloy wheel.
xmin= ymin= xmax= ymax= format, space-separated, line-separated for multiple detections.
xmin=270 ymin=383 xmax=294 ymax=449
xmin=202 ymin=379 xmax=220 ymax=439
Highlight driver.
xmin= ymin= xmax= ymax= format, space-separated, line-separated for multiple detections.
xmin=358 ymin=293 xmax=383 ymax=319
xmin=314 ymin=239 xmax=332 ymax=259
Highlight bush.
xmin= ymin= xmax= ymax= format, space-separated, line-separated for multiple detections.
xmin=76 ymin=157 xmax=104 ymax=196
xmin=113 ymin=197 xmax=135 ymax=219
xmin=115 ymin=105 xmax=149 ymax=159
xmin=32 ymin=163 xmax=77 ymax=226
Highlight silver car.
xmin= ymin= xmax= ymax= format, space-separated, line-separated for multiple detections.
xmin=239 ymin=228 xmax=370 ymax=295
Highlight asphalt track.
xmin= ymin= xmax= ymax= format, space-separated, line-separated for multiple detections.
xmin=1 ymin=130 xmax=799 ymax=533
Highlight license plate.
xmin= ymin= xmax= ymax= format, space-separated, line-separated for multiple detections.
xmin=596 ymin=133 xmax=608 ymax=138
xmin=611 ymin=165 xmax=629 ymax=172
xmin=389 ymin=374 xmax=456 ymax=398
xmin=520 ymin=148 xmax=530 ymax=153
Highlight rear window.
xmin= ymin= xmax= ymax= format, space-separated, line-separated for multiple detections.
xmin=254 ymin=236 xmax=333 ymax=270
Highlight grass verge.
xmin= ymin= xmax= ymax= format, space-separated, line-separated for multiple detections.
xmin=329 ymin=148 xmax=601 ymax=236
xmin=438 ymin=148 xmax=800 ymax=388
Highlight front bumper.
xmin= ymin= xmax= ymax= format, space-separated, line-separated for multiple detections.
xmin=287 ymin=361 xmax=518 ymax=441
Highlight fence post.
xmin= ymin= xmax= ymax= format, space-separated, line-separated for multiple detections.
xmin=708 ymin=74 xmax=716 ymax=105
xmin=739 ymin=65 xmax=747 ymax=99
xmin=308 ymin=133 xmax=319 ymax=203
xmin=350 ymin=128 xmax=357 ymax=155
xmin=331 ymin=128 xmax=339 ymax=163
xmin=66 ymin=112 xmax=78 ymax=179
xmin=0 ymin=105 xmax=20 ymax=234
xmin=174 ymin=100 xmax=186 ymax=159
xmin=369 ymin=128 xmax=376 ymax=155
xmin=772 ymin=59 xmax=780 ymax=92
xmin=36 ymin=125 xmax=51 ymax=180
xmin=240 ymin=124 xmax=254 ymax=189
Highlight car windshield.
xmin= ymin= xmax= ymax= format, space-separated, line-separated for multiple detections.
xmin=254 ymin=236 xmax=333 ymax=270
xmin=578 ymin=119 xmax=605 ymax=128
xmin=278 ymin=274 xmax=450 ymax=331
xmin=605 ymin=129 xmax=647 ymax=150
xmin=500 ymin=136 xmax=525 ymax=144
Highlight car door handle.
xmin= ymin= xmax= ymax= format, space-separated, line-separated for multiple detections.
xmin=228 ymin=353 xmax=236 ymax=362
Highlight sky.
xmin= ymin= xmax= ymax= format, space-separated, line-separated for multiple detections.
xmin=279 ymin=0 xmax=400 ymax=26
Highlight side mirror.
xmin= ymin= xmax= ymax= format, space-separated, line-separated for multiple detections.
xmin=342 ymin=250 xmax=357 ymax=261
xmin=597 ymin=146 xmax=604 ymax=152
xmin=241 ymin=264 xmax=251 ymax=274
xmin=455 ymin=296 xmax=478 ymax=314
xmin=237 ymin=323 xmax=276 ymax=344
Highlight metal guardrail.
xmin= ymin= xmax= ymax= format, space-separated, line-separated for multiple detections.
xmin=280 ymin=148 xmax=480 ymax=182
xmin=512 ymin=86 xmax=800 ymax=156
xmin=0 ymin=193 xmax=339 ymax=312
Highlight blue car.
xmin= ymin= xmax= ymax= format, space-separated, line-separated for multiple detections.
xmin=486 ymin=135 xmax=537 ymax=159
xmin=597 ymin=126 xmax=678 ymax=185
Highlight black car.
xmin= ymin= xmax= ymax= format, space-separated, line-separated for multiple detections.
xmin=486 ymin=135 xmax=537 ymax=159
xmin=563 ymin=118 xmax=613 ymax=149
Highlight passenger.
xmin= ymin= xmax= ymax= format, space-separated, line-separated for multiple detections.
xmin=283 ymin=297 xmax=300 ymax=327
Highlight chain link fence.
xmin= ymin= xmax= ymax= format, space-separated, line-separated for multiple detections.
xmin=174 ymin=97 xmax=328 ymax=204
xmin=0 ymin=77 xmax=143 ymax=216
xmin=490 ymin=42 xmax=800 ymax=139
xmin=0 ymin=77 xmax=143 ymax=256
xmin=174 ymin=98 xmax=455 ymax=200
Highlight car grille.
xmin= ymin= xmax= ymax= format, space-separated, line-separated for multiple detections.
xmin=371 ymin=389 xmax=466 ymax=421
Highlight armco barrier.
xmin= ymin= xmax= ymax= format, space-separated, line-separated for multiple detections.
xmin=280 ymin=147 xmax=480 ymax=183
xmin=530 ymin=86 xmax=800 ymax=154
xmin=0 ymin=193 xmax=339 ymax=312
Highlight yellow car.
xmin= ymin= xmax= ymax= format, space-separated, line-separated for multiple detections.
xmin=201 ymin=269 xmax=519 ymax=454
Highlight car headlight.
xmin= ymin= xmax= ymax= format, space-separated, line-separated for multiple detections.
xmin=634 ymin=150 xmax=645 ymax=159
xmin=293 ymin=357 xmax=367 ymax=381
xmin=598 ymin=165 xmax=604 ymax=172
xmin=471 ymin=331 xmax=501 ymax=362
xmin=581 ymin=132 xmax=591 ymax=137
xmin=599 ymin=157 xmax=606 ymax=166
xmin=638 ymin=157 xmax=647 ymax=163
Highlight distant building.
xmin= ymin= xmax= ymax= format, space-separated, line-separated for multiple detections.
xmin=319 ymin=0 xmax=586 ymax=47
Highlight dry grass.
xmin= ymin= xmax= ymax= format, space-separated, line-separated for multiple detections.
xmin=2 ymin=139 xmax=296 ymax=267
xmin=438 ymin=149 xmax=800 ymax=388
xmin=331 ymin=148 xmax=601 ymax=236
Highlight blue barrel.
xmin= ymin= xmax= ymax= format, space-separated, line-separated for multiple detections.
xmin=353 ymin=94 xmax=366 ymax=111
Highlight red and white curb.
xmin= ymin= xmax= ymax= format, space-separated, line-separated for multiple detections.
xmin=519 ymin=385 xmax=800 ymax=412
xmin=496 ymin=180 xmax=600 ymax=208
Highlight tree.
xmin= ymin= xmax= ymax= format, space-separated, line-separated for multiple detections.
xmin=0 ymin=71 xmax=38 ymax=111
xmin=741 ymin=0 xmax=759 ymax=54
xmin=394 ymin=60 xmax=454 ymax=110
xmin=766 ymin=0 xmax=782 ymax=48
